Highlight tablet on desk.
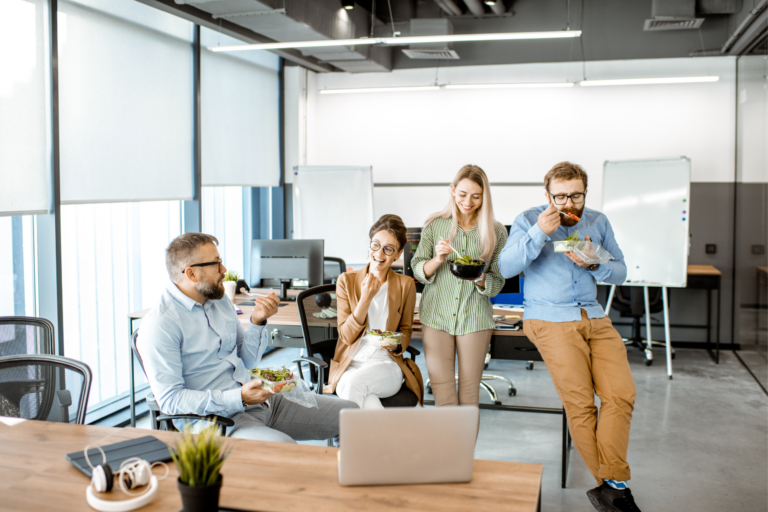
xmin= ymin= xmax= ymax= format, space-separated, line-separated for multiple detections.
xmin=66 ymin=436 xmax=172 ymax=478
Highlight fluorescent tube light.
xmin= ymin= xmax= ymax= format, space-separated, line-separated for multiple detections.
xmin=208 ymin=30 xmax=581 ymax=52
xmin=579 ymin=76 xmax=719 ymax=87
xmin=319 ymin=86 xmax=440 ymax=95
xmin=445 ymin=82 xmax=574 ymax=90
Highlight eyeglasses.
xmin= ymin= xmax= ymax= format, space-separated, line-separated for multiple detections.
xmin=182 ymin=257 xmax=222 ymax=274
xmin=370 ymin=240 xmax=397 ymax=256
xmin=549 ymin=192 xmax=586 ymax=205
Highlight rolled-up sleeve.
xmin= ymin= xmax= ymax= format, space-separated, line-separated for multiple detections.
xmin=476 ymin=222 xmax=508 ymax=297
xmin=237 ymin=321 xmax=269 ymax=369
xmin=589 ymin=218 xmax=627 ymax=285
xmin=336 ymin=273 xmax=367 ymax=345
xmin=139 ymin=316 xmax=245 ymax=417
xmin=411 ymin=222 xmax=437 ymax=285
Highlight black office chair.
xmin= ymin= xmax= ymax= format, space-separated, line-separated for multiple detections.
xmin=0 ymin=354 xmax=91 ymax=424
xmin=0 ymin=316 xmax=55 ymax=356
xmin=611 ymin=286 xmax=675 ymax=365
xmin=323 ymin=257 xmax=346 ymax=284
xmin=130 ymin=330 xmax=235 ymax=434
xmin=295 ymin=284 xmax=421 ymax=408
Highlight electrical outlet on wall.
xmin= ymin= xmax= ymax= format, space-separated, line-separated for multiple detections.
xmin=705 ymin=244 xmax=717 ymax=254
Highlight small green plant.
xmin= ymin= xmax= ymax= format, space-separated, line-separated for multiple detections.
xmin=454 ymin=254 xmax=483 ymax=266
xmin=169 ymin=422 xmax=233 ymax=487
xmin=562 ymin=231 xmax=580 ymax=242
xmin=223 ymin=270 xmax=240 ymax=282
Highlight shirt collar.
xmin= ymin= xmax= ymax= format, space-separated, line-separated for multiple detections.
xmin=167 ymin=282 xmax=201 ymax=311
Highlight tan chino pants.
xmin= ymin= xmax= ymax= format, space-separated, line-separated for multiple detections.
xmin=524 ymin=310 xmax=636 ymax=484
xmin=422 ymin=325 xmax=492 ymax=407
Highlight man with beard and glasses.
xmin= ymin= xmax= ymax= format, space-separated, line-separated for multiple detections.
xmin=139 ymin=233 xmax=357 ymax=443
xmin=499 ymin=162 xmax=641 ymax=512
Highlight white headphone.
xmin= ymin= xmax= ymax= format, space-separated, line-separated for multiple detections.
xmin=83 ymin=445 xmax=168 ymax=512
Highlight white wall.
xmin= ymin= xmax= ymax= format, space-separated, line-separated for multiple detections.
xmin=298 ymin=57 xmax=735 ymax=224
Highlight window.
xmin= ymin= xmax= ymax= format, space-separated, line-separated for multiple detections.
xmin=202 ymin=187 xmax=245 ymax=279
xmin=61 ymin=201 xmax=182 ymax=407
xmin=0 ymin=216 xmax=37 ymax=318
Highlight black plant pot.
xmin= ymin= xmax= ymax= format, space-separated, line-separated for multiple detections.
xmin=178 ymin=475 xmax=222 ymax=512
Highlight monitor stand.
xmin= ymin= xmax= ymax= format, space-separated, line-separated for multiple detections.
xmin=279 ymin=280 xmax=296 ymax=301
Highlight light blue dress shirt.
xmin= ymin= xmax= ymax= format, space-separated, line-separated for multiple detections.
xmin=499 ymin=206 xmax=627 ymax=322
xmin=137 ymin=283 xmax=268 ymax=419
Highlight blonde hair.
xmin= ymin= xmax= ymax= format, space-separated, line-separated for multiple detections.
xmin=424 ymin=165 xmax=498 ymax=262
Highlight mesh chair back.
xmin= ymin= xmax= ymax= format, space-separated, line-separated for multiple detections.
xmin=323 ymin=257 xmax=346 ymax=284
xmin=296 ymin=284 xmax=339 ymax=384
xmin=0 ymin=354 xmax=92 ymax=424
xmin=0 ymin=316 xmax=55 ymax=356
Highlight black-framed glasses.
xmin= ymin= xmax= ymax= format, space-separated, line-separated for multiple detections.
xmin=549 ymin=192 xmax=586 ymax=205
xmin=183 ymin=257 xmax=222 ymax=274
xmin=370 ymin=240 xmax=396 ymax=256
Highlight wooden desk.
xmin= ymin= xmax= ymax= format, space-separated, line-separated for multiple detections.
xmin=685 ymin=265 xmax=722 ymax=363
xmin=0 ymin=418 xmax=543 ymax=512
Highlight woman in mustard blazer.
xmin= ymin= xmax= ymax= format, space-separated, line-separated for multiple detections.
xmin=324 ymin=215 xmax=423 ymax=408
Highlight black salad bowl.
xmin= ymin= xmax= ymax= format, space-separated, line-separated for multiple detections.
xmin=448 ymin=261 xmax=486 ymax=281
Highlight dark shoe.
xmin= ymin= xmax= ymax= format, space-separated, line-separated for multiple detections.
xmin=586 ymin=483 xmax=642 ymax=512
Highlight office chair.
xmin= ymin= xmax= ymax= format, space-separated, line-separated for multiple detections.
xmin=0 ymin=354 xmax=91 ymax=424
xmin=323 ymin=256 xmax=347 ymax=284
xmin=129 ymin=330 xmax=235 ymax=434
xmin=611 ymin=286 xmax=675 ymax=365
xmin=0 ymin=316 xmax=55 ymax=356
xmin=295 ymin=285 xmax=421 ymax=408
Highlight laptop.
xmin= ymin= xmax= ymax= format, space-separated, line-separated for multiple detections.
xmin=338 ymin=406 xmax=479 ymax=486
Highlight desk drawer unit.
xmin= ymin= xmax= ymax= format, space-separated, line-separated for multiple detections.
xmin=490 ymin=335 xmax=544 ymax=362
xmin=268 ymin=325 xmax=307 ymax=348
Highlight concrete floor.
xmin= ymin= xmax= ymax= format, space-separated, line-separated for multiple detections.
xmin=138 ymin=343 xmax=768 ymax=512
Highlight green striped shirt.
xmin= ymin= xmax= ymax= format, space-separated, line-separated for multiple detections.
xmin=412 ymin=217 xmax=508 ymax=336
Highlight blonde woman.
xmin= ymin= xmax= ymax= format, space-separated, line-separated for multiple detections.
xmin=411 ymin=165 xmax=507 ymax=408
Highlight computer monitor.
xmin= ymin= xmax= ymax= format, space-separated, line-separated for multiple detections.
xmin=404 ymin=226 xmax=520 ymax=295
xmin=250 ymin=239 xmax=324 ymax=300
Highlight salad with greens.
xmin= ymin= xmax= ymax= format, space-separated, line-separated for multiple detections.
xmin=554 ymin=231 xmax=581 ymax=253
xmin=366 ymin=329 xmax=402 ymax=345
xmin=453 ymin=254 xmax=483 ymax=266
xmin=250 ymin=366 xmax=297 ymax=393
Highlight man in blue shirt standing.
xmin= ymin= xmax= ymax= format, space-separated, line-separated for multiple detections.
xmin=139 ymin=233 xmax=357 ymax=443
xmin=500 ymin=162 xmax=641 ymax=512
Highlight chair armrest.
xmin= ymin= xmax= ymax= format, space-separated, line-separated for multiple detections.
xmin=156 ymin=414 xmax=235 ymax=434
xmin=292 ymin=357 xmax=327 ymax=395
xmin=406 ymin=346 xmax=420 ymax=358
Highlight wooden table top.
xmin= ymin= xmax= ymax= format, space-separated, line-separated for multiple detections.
xmin=0 ymin=418 xmax=543 ymax=512
xmin=129 ymin=290 xmax=527 ymax=337
xmin=687 ymin=264 xmax=721 ymax=276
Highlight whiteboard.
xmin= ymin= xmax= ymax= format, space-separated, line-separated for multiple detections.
xmin=602 ymin=158 xmax=690 ymax=288
xmin=293 ymin=166 xmax=374 ymax=265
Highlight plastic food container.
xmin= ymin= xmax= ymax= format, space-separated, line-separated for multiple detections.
xmin=552 ymin=240 xmax=577 ymax=253
xmin=572 ymin=241 xmax=614 ymax=265
xmin=250 ymin=368 xmax=299 ymax=394
xmin=367 ymin=330 xmax=403 ymax=347
xmin=448 ymin=261 xmax=486 ymax=281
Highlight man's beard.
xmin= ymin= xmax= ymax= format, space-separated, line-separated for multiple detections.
xmin=197 ymin=276 xmax=225 ymax=300
xmin=559 ymin=205 xmax=585 ymax=227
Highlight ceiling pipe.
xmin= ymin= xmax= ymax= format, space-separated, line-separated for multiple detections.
xmin=463 ymin=0 xmax=485 ymax=16
xmin=487 ymin=1 xmax=506 ymax=15
xmin=721 ymin=0 xmax=768 ymax=53
xmin=433 ymin=0 xmax=462 ymax=16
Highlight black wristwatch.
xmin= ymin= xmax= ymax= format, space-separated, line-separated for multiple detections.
xmin=588 ymin=263 xmax=600 ymax=272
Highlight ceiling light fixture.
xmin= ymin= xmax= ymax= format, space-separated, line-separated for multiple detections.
xmin=579 ymin=76 xmax=719 ymax=87
xmin=445 ymin=82 xmax=574 ymax=90
xmin=342 ymin=0 xmax=354 ymax=10
xmin=319 ymin=86 xmax=441 ymax=95
xmin=208 ymin=30 xmax=582 ymax=52
xmin=484 ymin=0 xmax=497 ymax=4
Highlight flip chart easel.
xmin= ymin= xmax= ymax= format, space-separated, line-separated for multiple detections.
xmin=602 ymin=157 xmax=691 ymax=379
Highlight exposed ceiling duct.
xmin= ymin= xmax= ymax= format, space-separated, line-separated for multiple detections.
xmin=644 ymin=0 xmax=742 ymax=31
xmin=172 ymin=0 xmax=393 ymax=72
xmin=401 ymin=19 xmax=460 ymax=60
xmin=433 ymin=0 xmax=509 ymax=17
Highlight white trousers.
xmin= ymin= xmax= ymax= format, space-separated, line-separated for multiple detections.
xmin=335 ymin=360 xmax=403 ymax=409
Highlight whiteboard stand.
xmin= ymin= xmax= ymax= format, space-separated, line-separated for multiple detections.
xmin=604 ymin=284 xmax=674 ymax=379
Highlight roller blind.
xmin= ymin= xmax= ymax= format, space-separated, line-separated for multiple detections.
xmin=0 ymin=0 xmax=50 ymax=216
xmin=58 ymin=0 xmax=194 ymax=204
xmin=201 ymin=28 xmax=280 ymax=187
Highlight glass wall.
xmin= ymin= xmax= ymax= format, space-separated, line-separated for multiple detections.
xmin=735 ymin=36 xmax=768 ymax=388
xmin=202 ymin=187 xmax=245 ymax=280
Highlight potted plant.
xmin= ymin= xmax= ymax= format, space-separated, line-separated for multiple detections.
xmin=169 ymin=423 xmax=232 ymax=512
xmin=222 ymin=271 xmax=239 ymax=301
